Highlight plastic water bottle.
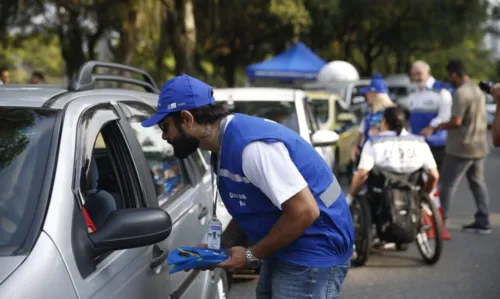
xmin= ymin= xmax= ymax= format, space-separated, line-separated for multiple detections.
xmin=207 ymin=216 xmax=222 ymax=250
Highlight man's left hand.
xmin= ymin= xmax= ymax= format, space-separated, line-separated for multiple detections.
xmin=217 ymin=246 xmax=248 ymax=272
xmin=420 ymin=126 xmax=435 ymax=137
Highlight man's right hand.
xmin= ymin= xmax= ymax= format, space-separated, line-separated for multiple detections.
xmin=491 ymin=83 xmax=500 ymax=104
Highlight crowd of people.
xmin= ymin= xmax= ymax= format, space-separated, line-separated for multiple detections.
xmin=0 ymin=68 xmax=45 ymax=85
xmin=1 ymin=56 xmax=497 ymax=298
xmin=347 ymin=59 xmax=492 ymax=238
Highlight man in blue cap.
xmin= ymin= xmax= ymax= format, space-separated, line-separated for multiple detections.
xmin=143 ymin=74 xmax=354 ymax=299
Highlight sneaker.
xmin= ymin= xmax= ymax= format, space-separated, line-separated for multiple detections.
xmin=462 ymin=222 xmax=492 ymax=235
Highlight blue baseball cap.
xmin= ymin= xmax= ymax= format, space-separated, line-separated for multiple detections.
xmin=360 ymin=73 xmax=388 ymax=94
xmin=142 ymin=74 xmax=215 ymax=127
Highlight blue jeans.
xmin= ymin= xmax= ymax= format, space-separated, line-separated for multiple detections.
xmin=256 ymin=259 xmax=350 ymax=299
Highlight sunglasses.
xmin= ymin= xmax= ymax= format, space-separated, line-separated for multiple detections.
xmin=158 ymin=117 xmax=169 ymax=132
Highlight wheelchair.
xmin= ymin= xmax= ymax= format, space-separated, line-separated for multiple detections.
xmin=350 ymin=167 xmax=443 ymax=267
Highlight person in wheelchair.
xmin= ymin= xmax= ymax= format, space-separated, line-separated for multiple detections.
xmin=348 ymin=106 xmax=439 ymax=200
xmin=347 ymin=106 xmax=444 ymax=266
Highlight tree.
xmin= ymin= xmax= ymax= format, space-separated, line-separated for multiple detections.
xmin=303 ymin=0 xmax=489 ymax=77
xmin=195 ymin=0 xmax=311 ymax=86
xmin=161 ymin=0 xmax=197 ymax=76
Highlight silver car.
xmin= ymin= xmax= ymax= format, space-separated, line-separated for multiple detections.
xmin=0 ymin=61 xmax=229 ymax=299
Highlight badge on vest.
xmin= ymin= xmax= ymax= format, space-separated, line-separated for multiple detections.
xmin=206 ymin=217 xmax=222 ymax=250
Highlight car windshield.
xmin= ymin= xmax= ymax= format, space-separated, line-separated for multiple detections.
xmin=486 ymin=94 xmax=494 ymax=105
xmin=311 ymin=99 xmax=329 ymax=126
xmin=388 ymin=86 xmax=411 ymax=103
xmin=225 ymin=101 xmax=299 ymax=133
xmin=0 ymin=107 xmax=58 ymax=255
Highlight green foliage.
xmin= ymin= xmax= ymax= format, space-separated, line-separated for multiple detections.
xmin=415 ymin=37 xmax=496 ymax=82
xmin=0 ymin=34 xmax=63 ymax=83
xmin=0 ymin=0 xmax=496 ymax=86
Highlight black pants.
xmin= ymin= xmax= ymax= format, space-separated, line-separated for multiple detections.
xmin=430 ymin=146 xmax=445 ymax=173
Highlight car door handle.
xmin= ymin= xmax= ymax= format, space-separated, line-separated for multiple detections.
xmin=198 ymin=206 xmax=208 ymax=220
xmin=150 ymin=244 xmax=169 ymax=269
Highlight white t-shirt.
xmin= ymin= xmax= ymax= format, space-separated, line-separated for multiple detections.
xmin=242 ymin=141 xmax=308 ymax=209
xmin=222 ymin=115 xmax=308 ymax=210
xmin=357 ymin=129 xmax=437 ymax=173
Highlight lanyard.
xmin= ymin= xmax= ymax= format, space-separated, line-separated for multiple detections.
xmin=211 ymin=116 xmax=228 ymax=217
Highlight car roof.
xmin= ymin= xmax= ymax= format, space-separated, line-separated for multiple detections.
xmin=305 ymin=90 xmax=342 ymax=100
xmin=0 ymin=85 xmax=68 ymax=108
xmin=213 ymin=87 xmax=306 ymax=102
xmin=0 ymin=84 xmax=159 ymax=109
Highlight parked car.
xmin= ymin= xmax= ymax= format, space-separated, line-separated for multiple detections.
xmin=305 ymin=90 xmax=359 ymax=175
xmin=212 ymin=87 xmax=340 ymax=170
xmin=486 ymin=93 xmax=496 ymax=127
xmin=0 ymin=61 xmax=229 ymax=299
xmin=303 ymin=79 xmax=416 ymax=118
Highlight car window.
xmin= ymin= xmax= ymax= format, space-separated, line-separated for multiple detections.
xmin=304 ymin=98 xmax=319 ymax=132
xmin=388 ymin=86 xmax=410 ymax=104
xmin=311 ymin=99 xmax=330 ymax=127
xmin=127 ymin=119 xmax=189 ymax=206
xmin=0 ymin=108 xmax=58 ymax=255
xmin=225 ymin=100 xmax=300 ymax=133
xmin=193 ymin=149 xmax=208 ymax=176
xmin=486 ymin=94 xmax=494 ymax=104
xmin=80 ymin=119 xmax=145 ymax=239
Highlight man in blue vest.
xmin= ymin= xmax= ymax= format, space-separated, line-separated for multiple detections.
xmin=142 ymin=75 xmax=354 ymax=299
xmin=408 ymin=60 xmax=453 ymax=170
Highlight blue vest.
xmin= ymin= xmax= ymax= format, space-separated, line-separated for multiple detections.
xmin=363 ymin=110 xmax=384 ymax=146
xmin=213 ymin=114 xmax=354 ymax=267
xmin=409 ymin=81 xmax=447 ymax=148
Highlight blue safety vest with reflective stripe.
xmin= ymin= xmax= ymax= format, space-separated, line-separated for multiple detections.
xmin=213 ymin=114 xmax=354 ymax=268
xmin=409 ymin=81 xmax=447 ymax=147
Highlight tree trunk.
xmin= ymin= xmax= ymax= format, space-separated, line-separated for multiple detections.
xmin=395 ymin=47 xmax=405 ymax=73
xmin=155 ymin=8 xmax=169 ymax=82
xmin=223 ymin=61 xmax=236 ymax=87
xmin=164 ymin=0 xmax=197 ymax=75
xmin=363 ymin=48 xmax=373 ymax=76
xmin=58 ymin=9 xmax=86 ymax=80
xmin=115 ymin=2 xmax=139 ymax=66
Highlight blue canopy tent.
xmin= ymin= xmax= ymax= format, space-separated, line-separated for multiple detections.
xmin=246 ymin=42 xmax=326 ymax=83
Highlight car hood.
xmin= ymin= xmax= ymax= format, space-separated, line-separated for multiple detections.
xmin=0 ymin=256 xmax=26 ymax=284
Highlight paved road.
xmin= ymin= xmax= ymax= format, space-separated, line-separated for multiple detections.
xmin=228 ymin=136 xmax=500 ymax=299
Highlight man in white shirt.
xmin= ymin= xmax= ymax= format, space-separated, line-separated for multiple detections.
xmin=407 ymin=60 xmax=452 ymax=169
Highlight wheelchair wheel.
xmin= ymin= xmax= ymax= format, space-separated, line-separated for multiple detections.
xmin=415 ymin=193 xmax=443 ymax=265
xmin=350 ymin=195 xmax=372 ymax=267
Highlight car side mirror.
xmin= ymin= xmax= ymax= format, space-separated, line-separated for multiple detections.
xmin=89 ymin=208 xmax=172 ymax=256
xmin=312 ymin=130 xmax=339 ymax=147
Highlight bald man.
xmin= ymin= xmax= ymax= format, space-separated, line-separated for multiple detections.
xmin=407 ymin=60 xmax=452 ymax=170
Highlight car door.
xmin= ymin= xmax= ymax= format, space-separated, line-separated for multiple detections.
xmin=117 ymin=101 xmax=213 ymax=299
xmin=67 ymin=101 xmax=170 ymax=299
